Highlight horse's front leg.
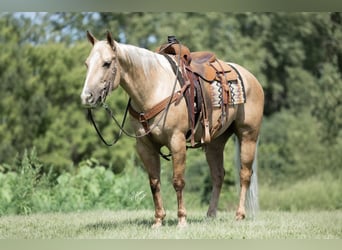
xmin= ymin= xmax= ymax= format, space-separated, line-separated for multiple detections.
xmin=170 ymin=132 xmax=187 ymax=228
xmin=136 ymin=139 xmax=165 ymax=228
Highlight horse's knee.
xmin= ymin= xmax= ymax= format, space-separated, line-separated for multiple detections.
xmin=172 ymin=177 xmax=185 ymax=191
xmin=150 ymin=178 xmax=160 ymax=193
xmin=218 ymin=168 xmax=226 ymax=182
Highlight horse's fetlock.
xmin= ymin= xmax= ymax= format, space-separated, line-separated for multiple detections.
xmin=177 ymin=208 xmax=187 ymax=218
xmin=155 ymin=210 xmax=166 ymax=220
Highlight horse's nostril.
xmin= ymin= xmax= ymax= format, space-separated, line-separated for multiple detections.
xmin=81 ymin=92 xmax=94 ymax=105
xmin=86 ymin=93 xmax=93 ymax=102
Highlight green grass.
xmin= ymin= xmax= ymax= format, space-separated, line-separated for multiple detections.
xmin=0 ymin=210 xmax=341 ymax=239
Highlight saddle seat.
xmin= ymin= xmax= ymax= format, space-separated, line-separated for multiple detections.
xmin=190 ymin=51 xmax=216 ymax=64
xmin=190 ymin=51 xmax=238 ymax=83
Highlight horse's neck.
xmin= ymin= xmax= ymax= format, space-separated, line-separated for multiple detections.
xmin=116 ymin=43 xmax=175 ymax=111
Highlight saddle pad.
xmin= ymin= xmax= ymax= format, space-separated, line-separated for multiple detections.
xmin=211 ymin=78 xmax=246 ymax=107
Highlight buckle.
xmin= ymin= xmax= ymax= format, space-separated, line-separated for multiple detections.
xmin=139 ymin=113 xmax=146 ymax=123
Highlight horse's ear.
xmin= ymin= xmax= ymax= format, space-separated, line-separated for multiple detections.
xmin=106 ymin=31 xmax=115 ymax=49
xmin=87 ymin=30 xmax=97 ymax=46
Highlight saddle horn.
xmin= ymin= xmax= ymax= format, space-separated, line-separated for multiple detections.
xmin=167 ymin=35 xmax=179 ymax=44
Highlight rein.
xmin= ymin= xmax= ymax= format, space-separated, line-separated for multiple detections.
xmin=87 ymin=101 xmax=129 ymax=146
xmin=87 ymin=101 xmax=173 ymax=160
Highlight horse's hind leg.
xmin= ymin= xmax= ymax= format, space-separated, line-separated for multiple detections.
xmin=235 ymin=130 xmax=259 ymax=220
xmin=205 ymin=128 xmax=233 ymax=217
xmin=136 ymin=139 xmax=165 ymax=228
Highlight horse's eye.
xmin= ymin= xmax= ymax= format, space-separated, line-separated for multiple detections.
xmin=103 ymin=61 xmax=111 ymax=68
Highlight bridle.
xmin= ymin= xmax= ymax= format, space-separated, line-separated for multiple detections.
xmin=99 ymin=55 xmax=117 ymax=104
xmin=86 ymin=42 xmax=183 ymax=156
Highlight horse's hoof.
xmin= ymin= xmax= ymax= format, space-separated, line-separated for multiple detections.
xmin=151 ymin=219 xmax=163 ymax=229
xmin=235 ymin=213 xmax=246 ymax=221
xmin=151 ymin=222 xmax=162 ymax=229
xmin=177 ymin=217 xmax=188 ymax=228
xmin=206 ymin=211 xmax=217 ymax=218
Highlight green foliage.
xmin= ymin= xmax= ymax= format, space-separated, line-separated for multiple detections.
xmin=0 ymin=148 xmax=50 ymax=215
xmin=259 ymin=110 xmax=342 ymax=184
xmin=312 ymin=63 xmax=342 ymax=142
xmin=0 ymin=14 xmax=135 ymax=174
xmin=260 ymin=171 xmax=342 ymax=211
xmin=0 ymin=150 xmax=152 ymax=216
xmin=48 ymin=160 xmax=150 ymax=212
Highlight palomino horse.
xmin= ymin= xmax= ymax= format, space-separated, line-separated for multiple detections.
xmin=80 ymin=31 xmax=264 ymax=228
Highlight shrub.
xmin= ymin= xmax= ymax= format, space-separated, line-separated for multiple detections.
xmin=0 ymin=148 xmax=51 ymax=215
xmin=260 ymin=171 xmax=342 ymax=211
xmin=0 ymin=151 xmax=152 ymax=215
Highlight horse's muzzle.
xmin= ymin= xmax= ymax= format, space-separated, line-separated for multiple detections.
xmin=80 ymin=91 xmax=99 ymax=108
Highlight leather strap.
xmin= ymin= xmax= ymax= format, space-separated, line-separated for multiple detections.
xmin=128 ymin=89 xmax=187 ymax=133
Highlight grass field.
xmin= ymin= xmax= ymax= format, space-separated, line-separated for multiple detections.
xmin=0 ymin=210 xmax=341 ymax=239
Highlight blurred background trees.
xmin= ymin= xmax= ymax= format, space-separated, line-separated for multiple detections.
xmin=0 ymin=12 xmax=341 ymax=213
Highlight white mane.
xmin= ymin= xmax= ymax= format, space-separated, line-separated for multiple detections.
xmin=116 ymin=43 xmax=171 ymax=77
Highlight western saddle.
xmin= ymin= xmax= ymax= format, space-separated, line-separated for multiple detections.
xmin=129 ymin=36 xmax=239 ymax=146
